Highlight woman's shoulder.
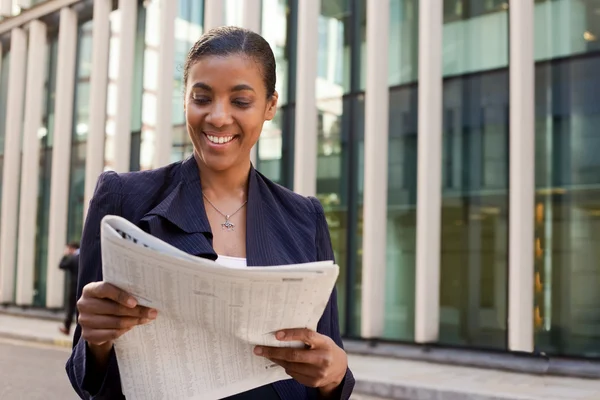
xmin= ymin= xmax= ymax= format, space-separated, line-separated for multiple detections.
xmin=254 ymin=170 xmax=325 ymax=216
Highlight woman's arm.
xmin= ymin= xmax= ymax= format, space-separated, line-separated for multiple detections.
xmin=65 ymin=171 xmax=125 ymax=400
xmin=310 ymin=197 xmax=356 ymax=400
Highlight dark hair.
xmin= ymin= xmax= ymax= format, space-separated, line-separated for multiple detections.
xmin=68 ymin=241 xmax=80 ymax=250
xmin=183 ymin=26 xmax=276 ymax=98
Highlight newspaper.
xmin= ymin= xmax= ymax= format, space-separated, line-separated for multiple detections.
xmin=100 ymin=215 xmax=339 ymax=400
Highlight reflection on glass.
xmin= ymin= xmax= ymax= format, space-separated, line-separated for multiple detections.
xmin=385 ymin=85 xmax=417 ymax=340
xmin=257 ymin=0 xmax=294 ymax=185
xmin=67 ymin=21 xmax=94 ymax=244
xmin=439 ymin=70 xmax=509 ymax=349
xmin=316 ymin=0 xmax=365 ymax=336
xmin=33 ymin=37 xmax=59 ymax=307
xmin=388 ymin=0 xmax=418 ymax=86
xmin=442 ymin=0 xmax=508 ymax=76
xmin=171 ymin=0 xmax=204 ymax=163
xmin=534 ymin=54 xmax=600 ymax=358
xmin=534 ymin=0 xmax=600 ymax=61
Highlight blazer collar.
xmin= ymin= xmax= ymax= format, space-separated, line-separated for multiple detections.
xmin=142 ymin=156 xmax=212 ymax=234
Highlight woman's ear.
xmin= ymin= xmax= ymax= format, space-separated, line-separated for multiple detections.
xmin=265 ymin=91 xmax=279 ymax=121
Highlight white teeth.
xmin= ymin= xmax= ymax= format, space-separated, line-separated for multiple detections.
xmin=207 ymin=135 xmax=234 ymax=144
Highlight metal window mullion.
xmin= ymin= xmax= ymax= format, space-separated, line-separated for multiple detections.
xmin=204 ymin=0 xmax=225 ymax=31
xmin=46 ymin=7 xmax=78 ymax=308
xmin=508 ymin=0 xmax=535 ymax=353
xmin=415 ymin=0 xmax=443 ymax=343
xmin=16 ymin=20 xmax=48 ymax=305
xmin=242 ymin=0 xmax=261 ymax=166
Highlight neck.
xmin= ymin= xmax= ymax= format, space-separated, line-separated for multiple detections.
xmin=195 ymin=152 xmax=251 ymax=200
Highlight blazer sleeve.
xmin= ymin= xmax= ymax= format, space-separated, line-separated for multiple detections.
xmin=308 ymin=197 xmax=356 ymax=400
xmin=65 ymin=171 xmax=126 ymax=400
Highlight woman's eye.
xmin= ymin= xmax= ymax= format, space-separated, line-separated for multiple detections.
xmin=192 ymin=96 xmax=210 ymax=105
xmin=233 ymin=100 xmax=251 ymax=108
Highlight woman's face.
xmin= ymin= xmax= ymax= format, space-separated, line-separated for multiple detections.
xmin=184 ymin=54 xmax=278 ymax=172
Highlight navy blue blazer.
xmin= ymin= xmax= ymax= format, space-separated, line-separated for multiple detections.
xmin=65 ymin=156 xmax=355 ymax=400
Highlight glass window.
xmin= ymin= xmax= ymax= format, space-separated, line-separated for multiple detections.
xmin=384 ymin=0 xmax=419 ymax=341
xmin=316 ymin=0 xmax=365 ymax=337
xmin=388 ymin=0 xmax=418 ymax=86
xmin=257 ymin=0 xmax=296 ymax=186
xmin=33 ymin=36 xmax=59 ymax=307
xmin=535 ymin=0 xmax=600 ymax=61
xmin=170 ymin=0 xmax=204 ymax=163
xmin=438 ymin=0 xmax=509 ymax=349
xmin=534 ymin=52 xmax=600 ymax=356
xmin=443 ymin=0 xmax=508 ymax=76
xmin=67 ymin=20 xmax=94 ymax=245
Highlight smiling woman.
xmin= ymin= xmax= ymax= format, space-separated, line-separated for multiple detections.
xmin=65 ymin=26 xmax=354 ymax=400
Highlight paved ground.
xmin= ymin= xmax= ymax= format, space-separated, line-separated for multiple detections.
xmin=2 ymin=312 xmax=600 ymax=400
xmin=0 ymin=337 xmax=78 ymax=400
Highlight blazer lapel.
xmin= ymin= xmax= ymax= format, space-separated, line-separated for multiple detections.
xmin=245 ymin=167 xmax=304 ymax=267
xmin=139 ymin=157 xmax=217 ymax=260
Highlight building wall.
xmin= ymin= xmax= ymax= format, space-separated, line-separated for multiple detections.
xmin=0 ymin=0 xmax=599 ymax=359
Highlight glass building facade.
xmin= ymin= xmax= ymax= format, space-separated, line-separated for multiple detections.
xmin=0 ymin=0 xmax=599 ymax=362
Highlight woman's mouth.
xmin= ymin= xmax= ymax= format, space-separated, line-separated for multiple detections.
xmin=204 ymin=132 xmax=237 ymax=145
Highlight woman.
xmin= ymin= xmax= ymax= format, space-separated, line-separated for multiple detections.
xmin=66 ymin=26 xmax=354 ymax=400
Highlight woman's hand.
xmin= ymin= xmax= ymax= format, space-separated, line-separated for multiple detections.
xmin=253 ymin=328 xmax=347 ymax=398
xmin=77 ymin=282 xmax=157 ymax=366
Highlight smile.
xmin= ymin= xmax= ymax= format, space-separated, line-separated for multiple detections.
xmin=205 ymin=133 xmax=236 ymax=144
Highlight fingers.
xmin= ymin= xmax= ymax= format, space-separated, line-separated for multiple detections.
xmin=78 ymin=297 xmax=156 ymax=319
xmin=83 ymin=282 xmax=137 ymax=308
xmin=78 ymin=314 xmax=152 ymax=330
xmin=274 ymin=328 xmax=328 ymax=348
xmin=254 ymin=346 xmax=327 ymax=365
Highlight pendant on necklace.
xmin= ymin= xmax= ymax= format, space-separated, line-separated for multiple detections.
xmin=222 ymin=215 xmax=235 ymax=231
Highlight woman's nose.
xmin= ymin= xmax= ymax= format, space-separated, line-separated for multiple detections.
xmin=205 ymin=101 xmax=233 ymax=127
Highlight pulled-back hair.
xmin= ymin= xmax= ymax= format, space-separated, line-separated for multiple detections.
xmin=183 ymin=26 xmax=276 ymax=98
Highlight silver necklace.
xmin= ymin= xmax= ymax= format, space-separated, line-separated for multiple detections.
xmin=203 ymin=193 xmax=247 ymax=232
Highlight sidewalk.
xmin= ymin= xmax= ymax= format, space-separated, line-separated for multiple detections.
xmin=1 ymin=312 xmax=599 ymax=400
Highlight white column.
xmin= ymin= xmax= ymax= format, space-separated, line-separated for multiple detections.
xmin=112 ymin=0 xmax=138 ymax=173
xmin=15 ymin=20 xmax=48 ymax=306
xmin=242 ymin=0 xmax=261 ymax=166
xmin=361 ymin=0 xmax=390 ymax=338
xmin=509 ymin=0 xmax=535 ymax=353
xmin=0 ymin=29 xmax=26 ymax=303
xmin=84 ymin=0 xmax=111 ymax=216
xmin=153 ymin=0 xmax=177 ymax=168
xmin=293 ymin=0 xmax=319 ymax=197
xmin=415 ymin=0 xmax=442 ymax=343
xmin=204 ymin=0 xmax=225 ymax=30
xmin=46 ymin=7 xmax=78 ymax=308
xmin=0 ymin=0 xmax=12 ymax=16
xmin=0 ymin=28 xmax=27 ymax=303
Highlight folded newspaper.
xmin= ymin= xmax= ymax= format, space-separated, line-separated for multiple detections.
xmin=100 ymin=215 xmax=339 ymax=400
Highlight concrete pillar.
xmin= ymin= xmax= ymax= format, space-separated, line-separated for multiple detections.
xmin=204 ymin=0 xmax=225 ymax=30
xmin=46 ymin=7 xmax=78 ymax=308
xmin=0 ymin=29 xmax=27 ymax=303
xmin=16 ymin=20 xmax=48 ymax=305
xmin=293 ymin=0 xmax=319 ymax=196
xmin=361 ymin=0 xmax=390 ymax=338
xmin=84 ymin=0 xmax=111 ymax=216
xmin=508 ymin=0 xmax=535 ymax=353
xmin=112 ymin=0 xmax=138 ymax=173
xmin=415 ymin=0 xmax=443 ymax=343
xmin=152 ymin=0 xmax=177 ymax=168
xmin=242 ymin=0 xmax=261 ymax=166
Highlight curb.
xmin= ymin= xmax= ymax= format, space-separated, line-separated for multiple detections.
xmin=353 ymin=379 xmax=525 ymax=400
xmin=0 ymin=331 xmax=72 ymax=348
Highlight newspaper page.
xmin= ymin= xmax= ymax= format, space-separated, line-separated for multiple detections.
xmin=100 ymin=215 xmax=339 ymax=400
